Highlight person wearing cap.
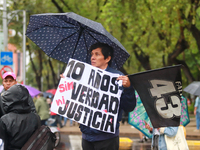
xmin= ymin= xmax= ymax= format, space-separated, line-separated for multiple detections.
xmin=2 ymin=72 xmax=17 ymax=91
xmin=0 ymin=72 xmax=36 ymax=117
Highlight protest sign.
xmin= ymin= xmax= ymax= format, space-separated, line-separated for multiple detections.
xmin=51 ymin=58 xmax=122 ymax=134
xmin=128 ymin=65 xmax=182 ymax=128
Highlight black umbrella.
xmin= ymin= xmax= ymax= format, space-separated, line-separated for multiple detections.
xmin=183 ymin=81 xmax=200 ymax=96
xmin=26 ymin=12 xmax=130 ymax=70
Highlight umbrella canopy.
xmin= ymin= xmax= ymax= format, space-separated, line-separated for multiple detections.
xmin=183 ymin=81 xmax=200 ymax=96
xmin=26 ymin=12 xmax=130 ymax=70
xmin=43 ymin=92 xmax=53 ymax=98
xmin=128 ymin=91 xmax=190 ymax=138
xmin=128 ymin=91 xmax=153 ymax=138
xmin=46 ymin=89 xmax=57 ymax=95
xmin=0 ymin=84 xmax=41 ymax=97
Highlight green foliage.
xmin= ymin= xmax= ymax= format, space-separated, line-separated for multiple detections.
xmin=188 ymin=102 xmax=194 ymax=114
xmin=98 ymin=0 xmax=200 ymax=84
xmin=6 ymin=0 xmax=200 ymax=90
xmin=7 ymin=0 xmax=64 ymax=90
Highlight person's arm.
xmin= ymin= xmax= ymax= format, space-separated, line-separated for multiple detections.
xmin=159 ymin=127 xmax=178 ymax=137
xmin=194 ymin=97 xmax=199 ymax=115
xmin=144 ymin=121 xmax=153 ymax=133
xmin=120 ymin=85 xmax=136 ymax=112
xmin=117 ymin=75 xmax=136 ymax=112
xmin=194 ymin=107 xmax=197 ymax=115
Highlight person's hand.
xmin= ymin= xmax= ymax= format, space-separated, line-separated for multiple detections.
xmin=194 ymin=107 xmax=197 ymax=115
xmin=116 ymin=75 xmax=131 ymax=88
xmin=60 ymin=73 xmax=64 ymax=78
xmin=144 ymin=121 xmax=152 ymax=132
xmin=194 ymin=110 xmax=196 ymax=116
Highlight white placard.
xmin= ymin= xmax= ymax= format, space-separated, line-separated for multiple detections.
xmin=51 ymin=58 xmax=122 ymax=134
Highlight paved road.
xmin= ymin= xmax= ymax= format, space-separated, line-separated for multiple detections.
xmin=59 ymin=117 xmax=200 ymax=140
xmin=55 ymin=116 xmax=200 ymax=149
xmin=55 ymin=134 xmax=152 ymax=150
xmin=55 ymin=133 xmax=200 ymax=150
xmin=55 ymin=134 xmax=82 ymax=150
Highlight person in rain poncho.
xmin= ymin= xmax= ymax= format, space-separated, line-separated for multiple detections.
xmin=0 ymin=85 xmax=39 ymax=150
xmin=0 ymin=72 xmax=36 ymax=117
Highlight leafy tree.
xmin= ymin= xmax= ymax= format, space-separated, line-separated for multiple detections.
xmin=8 ymin=0 xmax=65 ymax=91
xmin=7 ymin=0 xmax=200 ymax=92
xmin=98 ymin=0 xmax=200 ymax=86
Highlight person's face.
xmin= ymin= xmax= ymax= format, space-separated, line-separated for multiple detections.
xmin=91 ymin=48 xmax=111 ymax=70
xmin=46 ymin=98 xmax=51 ymax=104
xmin=2 ymin=76 xmax=17 ymax=91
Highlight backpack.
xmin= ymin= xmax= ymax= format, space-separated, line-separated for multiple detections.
xmin=21 ymin=125 xmax=56 ymax=150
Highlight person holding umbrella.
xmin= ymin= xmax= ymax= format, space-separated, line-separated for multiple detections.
xmin=61 ymin=42 xmax=136 ymax=150
xmin=26 ymin=12 xmax=136 ymax=149
xmin=0 ymin=72 xmax=36 ymax=117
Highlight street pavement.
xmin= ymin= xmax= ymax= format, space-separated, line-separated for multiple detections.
xmin=59 ymin=115 xmax=200 ymax=149
xmin=60 ymin=116 xmax=200 ymax=139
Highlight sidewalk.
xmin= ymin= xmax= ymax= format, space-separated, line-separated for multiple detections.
xmin=59 ymin=115 xmax=200 ymax=140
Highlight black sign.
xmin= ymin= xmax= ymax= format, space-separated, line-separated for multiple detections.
xmin=128 ymin=65 xmax=182 ymax=128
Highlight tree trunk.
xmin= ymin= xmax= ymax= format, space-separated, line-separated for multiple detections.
xmin=48 ymin=58 xmax=58 ymax=88
xmin=27 ymin=46 xmax=42 ymax=91
xmin=132 ymin=44 xmax=151 ymax=70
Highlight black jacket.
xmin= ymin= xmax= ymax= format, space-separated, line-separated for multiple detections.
xmin=79 ymin=66 xmax=136 ymax=142
xmin=0 ymin=85 xmax=39 ymax=150
xmin=0 ymin=87 xmax=36 ymax=118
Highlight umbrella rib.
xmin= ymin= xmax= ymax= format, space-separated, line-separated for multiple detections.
xmin=82 ymin=32 xmax=89 ymax=63
xmin=69 ymin=25 xmax=108 ymax=60
xmin=28 ymin=17 xmax=125 ymax=69
xmin=83 ymin=30 xmax=102 ymax=63
xmin=27 ymin=25 xmax=76 ymax=34
xmin=84 ymin=30 xmax=101 ymax=43
xmin=47 ymin=26 xmax=109 ymax=60
xmin=83 ymin=31 xmax=89 ymax=49
xmin=71 ymin=25 xmax=84 ymax=58
xmin=48 ymin=29 xmax=80 ymax=56
xmin=49 ymin=22 xmax=84 ymax=58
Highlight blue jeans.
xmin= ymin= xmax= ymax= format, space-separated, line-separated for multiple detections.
xmin=196 ymin=112 xmax=200 ymax=129
xmin=60 ymin=116 xmax=73 ymax=126
xmin=50 ymin=115 xmax=63 ymax=127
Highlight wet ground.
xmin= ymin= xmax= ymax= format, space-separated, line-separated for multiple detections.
xmin=55 ymin=134 xmax=200 ymax=150
xmin=55 ymin=134 xmax=151 ymax=150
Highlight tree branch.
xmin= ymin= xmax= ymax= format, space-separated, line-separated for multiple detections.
xmin=48 ymin=58 xmax=58 ymax=88
xmin=132 ymin=44 xmax=151 ymax=70
xmin=51 ymin=0 xmax=65 ymax=13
